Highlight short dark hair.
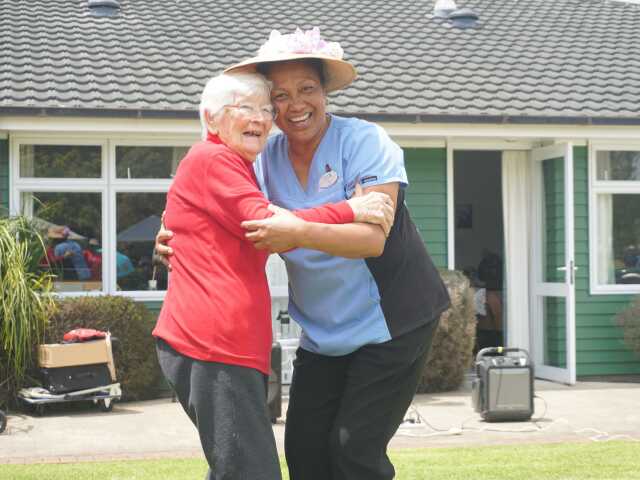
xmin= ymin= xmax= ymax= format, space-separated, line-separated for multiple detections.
xmin=257 ymin=58 xmax=326 ymax=87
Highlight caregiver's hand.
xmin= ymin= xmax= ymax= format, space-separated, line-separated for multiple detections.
xmin=154 ymin=211 xmax=174 ymax=271
xmin=241 ymin=205 xmax=303 ymax=253
xmin=347 ymin=183 xmax=394 ymax=237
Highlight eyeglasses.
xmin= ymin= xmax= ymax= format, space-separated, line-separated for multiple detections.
xmin=224 ymin=104 xmax=277 ymax=120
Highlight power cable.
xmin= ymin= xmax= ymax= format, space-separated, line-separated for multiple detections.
xmin=397 ymin=394 xmax=639 ymax=441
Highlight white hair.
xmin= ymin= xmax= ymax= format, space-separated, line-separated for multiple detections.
xmin=199 ymin=72 xmax=272 ymax=139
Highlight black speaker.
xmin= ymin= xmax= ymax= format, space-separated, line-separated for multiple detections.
xmin=471 ymin=347 xmax=534 ymax=422
xmin=268 ymin=341 xmax=282 ymax=423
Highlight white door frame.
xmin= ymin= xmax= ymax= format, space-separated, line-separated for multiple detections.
xmin=529 ymin=143 xmax=577 ymax=385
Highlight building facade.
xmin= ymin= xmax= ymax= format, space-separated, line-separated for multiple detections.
xmin=2 ymin=0 xmax=640 ymax=382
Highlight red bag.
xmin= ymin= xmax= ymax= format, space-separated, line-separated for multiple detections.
xmin=63 ymin=328 xmax=108 ymax=343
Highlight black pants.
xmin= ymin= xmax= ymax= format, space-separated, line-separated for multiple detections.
xmin=156 ymin=338 xmax=281 ymax=480
xmin=284 ymin=320 xmax=438 ymax=480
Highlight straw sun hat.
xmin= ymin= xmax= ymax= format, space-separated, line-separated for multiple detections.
xmin=224 ymin=27 xmax=357 ymax=93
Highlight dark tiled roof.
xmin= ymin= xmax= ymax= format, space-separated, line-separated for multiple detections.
xmin=2 ymin=0 xmax=640 ymax=123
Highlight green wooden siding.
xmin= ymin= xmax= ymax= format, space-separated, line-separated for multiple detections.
xmin=542 ymin=158 xmax=567 ymax=367
xmin=573 ymin=146 xmax=640 ymax=376
xmin=403 ymin=148 xmax=448 ymax=268
xmin=143 ymin=301 xmax=162 ymax=319
xmin=0 ymin=139 xmax=9 ymax=214
xmin=545 ymin=297 xmax=567 ymax=368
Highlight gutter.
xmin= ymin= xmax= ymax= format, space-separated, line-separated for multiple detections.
xmin=348 ymin=113 xmax=640 ymax=126
xmin=0 ymin=107 xmax=197 ymax=120
xmin=2 ymin=106 xmax=640 ymax=126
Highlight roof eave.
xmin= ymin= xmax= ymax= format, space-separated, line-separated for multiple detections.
xmin=0 ymin=106 xmax=198 ymax=120
xmin=2 ymin=107 xmax=640 ymax=126
xmin=351 ymin=113 xmax=640 ymax=126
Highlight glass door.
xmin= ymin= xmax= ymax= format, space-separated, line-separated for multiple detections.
xmin=530 ymin=143 xmax=576 ymax=384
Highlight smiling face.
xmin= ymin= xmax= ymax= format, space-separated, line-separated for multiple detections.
xmin=267 ymin=60 xmax=328 ymax=151
xmin=211 ymin=91 xmax=273 ymax=162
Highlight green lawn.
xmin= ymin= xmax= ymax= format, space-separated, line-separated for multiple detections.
xmin=3 ymin=442 xmax=639 ymax=480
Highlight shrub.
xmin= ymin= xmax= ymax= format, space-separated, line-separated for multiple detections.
xmin=46 ymin=296 xmax=161 ymax=401
xmin=615 ymin=296 xmax=640 ymax=358
xmin=417 ymin=269 xmax=476 ymax=393
xmin=0 ymin=216 xmax=56 ymax=410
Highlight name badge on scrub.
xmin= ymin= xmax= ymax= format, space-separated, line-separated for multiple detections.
xmin=318 ymin=164 xmax=338 ymax=190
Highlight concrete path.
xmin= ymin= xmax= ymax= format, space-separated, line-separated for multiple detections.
xmin=1 ymin=380 xmax=639 ymax=464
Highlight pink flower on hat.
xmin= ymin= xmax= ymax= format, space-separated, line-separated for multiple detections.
xmin=258 ymin=27 xmax=344 ymax=59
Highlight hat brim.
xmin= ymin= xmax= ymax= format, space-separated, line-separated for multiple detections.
xmin=224 ymin=53 xmax=357 ymax=93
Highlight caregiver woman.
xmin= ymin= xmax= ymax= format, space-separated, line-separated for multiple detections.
xmin=157 ymin=28 xmax=450 ymax=480
xmin=153 ymin=70 xmax=393 ymax=480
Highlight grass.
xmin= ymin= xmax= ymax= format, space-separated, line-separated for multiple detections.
xmin=2 ymin=441 xmax=640 ymax=480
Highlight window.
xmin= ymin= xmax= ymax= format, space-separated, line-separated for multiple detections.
xmin=116 ymin=192 xmax=167 ymax=291
xmin=24 ymin=191 xmax=103 ymax=292
xmin=112 ymin=145 xmax=187 ymax=294
xmin=20 ymin=144 xmax=101 ymax=178
xmin=590 ymin=146 xmax=640 ymax=293
xmin=115 ymin=146 xmax=188 ymax=179
xmin=12 ymin=137 xmax=192 ymax=298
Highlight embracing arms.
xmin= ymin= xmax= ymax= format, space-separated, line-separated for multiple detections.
xmin=154 ymin=148 xmax=394 ymax=269
xmin=241 ymin=182 xmax=399 ymax=258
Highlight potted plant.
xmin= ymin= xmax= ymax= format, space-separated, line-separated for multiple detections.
xmin=0 ymin=215 xmax=56 ymax=413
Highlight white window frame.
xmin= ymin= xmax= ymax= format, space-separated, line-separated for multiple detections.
xmin=10 ymin=133 xmax=195 ymax=300
xmin=589 ymin=140 xmax=640 ymax=295
xmin=109 ymin=137 xmax=191 ymax=300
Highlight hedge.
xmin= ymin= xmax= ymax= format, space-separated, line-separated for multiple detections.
xmin=46 ymin=296 xmax=161 ymax=401
xmin=417 ymin=269 xmax=476 ymax=393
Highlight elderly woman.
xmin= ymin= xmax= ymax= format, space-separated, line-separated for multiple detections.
xmin=157 ymin=28 xmax=450 ymax=480
xmin=153 ymin=71 xmax=393 ymax=480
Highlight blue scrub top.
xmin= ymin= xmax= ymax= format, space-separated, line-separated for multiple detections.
xmin=54 ymin=240 xmax=92 ymax=280
xmin=255 ymin=115 xmax=408 ymax=355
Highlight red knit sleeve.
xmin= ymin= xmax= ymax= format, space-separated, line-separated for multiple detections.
xmin=204 ymin=149 xmax=353 ymax=238
xmin=295 ymin=201 xmax=354 ymax=224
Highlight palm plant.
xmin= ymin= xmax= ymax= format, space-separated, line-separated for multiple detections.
xmin=0 ymin=215 xmax=56 ymax=409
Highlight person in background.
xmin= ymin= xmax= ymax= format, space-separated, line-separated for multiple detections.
xmin=41 ymin=229 xmax=67 ymax=277
xmin=83 ymin=239 xmax=135 ymax=284
xmin=116 ymin=247 xmax=135 ymax=280
xmin=617 ymin=245 xmax=640 ymax=284
xmin=156 ymin=28 xmax=449 ymax=480
xmin=153 ymin=70 xmax=393 ymax=480
xmin=83 ymin=238 xmax=103 ymax=281
xmin=46 ymin=226 xmax=91 ymax=281
xmin=476 ymin=250 xmax=503 ymax=349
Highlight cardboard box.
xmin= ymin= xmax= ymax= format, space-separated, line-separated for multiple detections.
xmin=38 ymin=337 xmax=116 ymax=381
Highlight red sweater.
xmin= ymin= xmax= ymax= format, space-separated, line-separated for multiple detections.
xmin=153 ymin=134 xmax=354 ymax=374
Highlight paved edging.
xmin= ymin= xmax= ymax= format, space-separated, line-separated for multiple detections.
xmin=1 ymin=381 xmax=638 ymax=465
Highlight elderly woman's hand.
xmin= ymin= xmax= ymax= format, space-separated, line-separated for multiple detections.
xmin=154 ymin=212 xmax=174 ymax=271
xmin=241 ymin=205 xmax=305 ymax=253
xmin=347 ymin=184 xmax=395 ymax=237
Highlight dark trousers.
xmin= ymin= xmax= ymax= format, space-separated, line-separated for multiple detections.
xmin=284 ymin=320 xmax=438 ymax=480
xmin=156 ymin=338 xmax=281 ymax=480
